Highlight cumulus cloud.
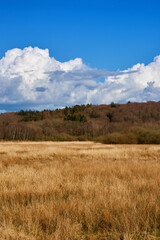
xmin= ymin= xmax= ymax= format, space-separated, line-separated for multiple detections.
xmin=0 ymin=109 xmax=6 ymax=113
xmin=0 ymin=46 xmax=160 ymax=111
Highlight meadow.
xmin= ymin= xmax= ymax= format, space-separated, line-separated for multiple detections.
xmin=0 ymin=142 xmax=160 ymax=240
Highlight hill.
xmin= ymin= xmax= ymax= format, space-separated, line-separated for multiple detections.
xmin=1 ymin=101 xmax=160 ymax=143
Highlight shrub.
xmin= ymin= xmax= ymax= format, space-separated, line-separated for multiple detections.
xmin=110 ymin=102 xmax=117 ymax=108
xmin=64 ymin=114 xmax=87 ymax=122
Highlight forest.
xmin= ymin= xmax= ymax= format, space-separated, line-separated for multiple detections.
xmin=1 ymin=101 xmax=160 ymax=143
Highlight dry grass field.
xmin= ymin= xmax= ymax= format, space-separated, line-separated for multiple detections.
xmin=0 ymin=142 xmax=160 ymax=240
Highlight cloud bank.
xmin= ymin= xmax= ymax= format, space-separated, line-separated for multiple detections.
xmin=0 ymin=46 xmax=160 ymax=111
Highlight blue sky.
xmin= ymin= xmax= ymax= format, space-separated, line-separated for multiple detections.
xmin=0 ymin=0 xmax=160 ymax=111
xmin=0 ymin=0 xmax=160 ymax=70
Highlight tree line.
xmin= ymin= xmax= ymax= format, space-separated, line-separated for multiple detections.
xmin=1 ymin=102 xmax=160 ymax=143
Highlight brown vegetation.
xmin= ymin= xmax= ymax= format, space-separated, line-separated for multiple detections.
xmin=0 ymin=142 xmax=160 ymax=239
xmin=1 ymin=102 xmax=160 ymax=143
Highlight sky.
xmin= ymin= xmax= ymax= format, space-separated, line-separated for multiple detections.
xmin=0 ymin=0 xmax=160 ymax=111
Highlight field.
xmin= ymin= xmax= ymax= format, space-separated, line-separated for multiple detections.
xmin=0 ymin=142 xmax=160 ymax=240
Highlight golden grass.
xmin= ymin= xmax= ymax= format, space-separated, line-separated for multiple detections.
xmin=0 ymin=141 xmax=160 ymax=240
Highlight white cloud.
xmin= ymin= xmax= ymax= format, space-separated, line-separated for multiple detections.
xmin=0 ymin=109 xmax=6 ymax=113
xmin=0 ymin=46 xmax=160 ymax=111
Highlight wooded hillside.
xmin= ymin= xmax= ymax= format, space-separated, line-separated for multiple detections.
xmin=1 ymin=101 xmax=160 ymax=143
